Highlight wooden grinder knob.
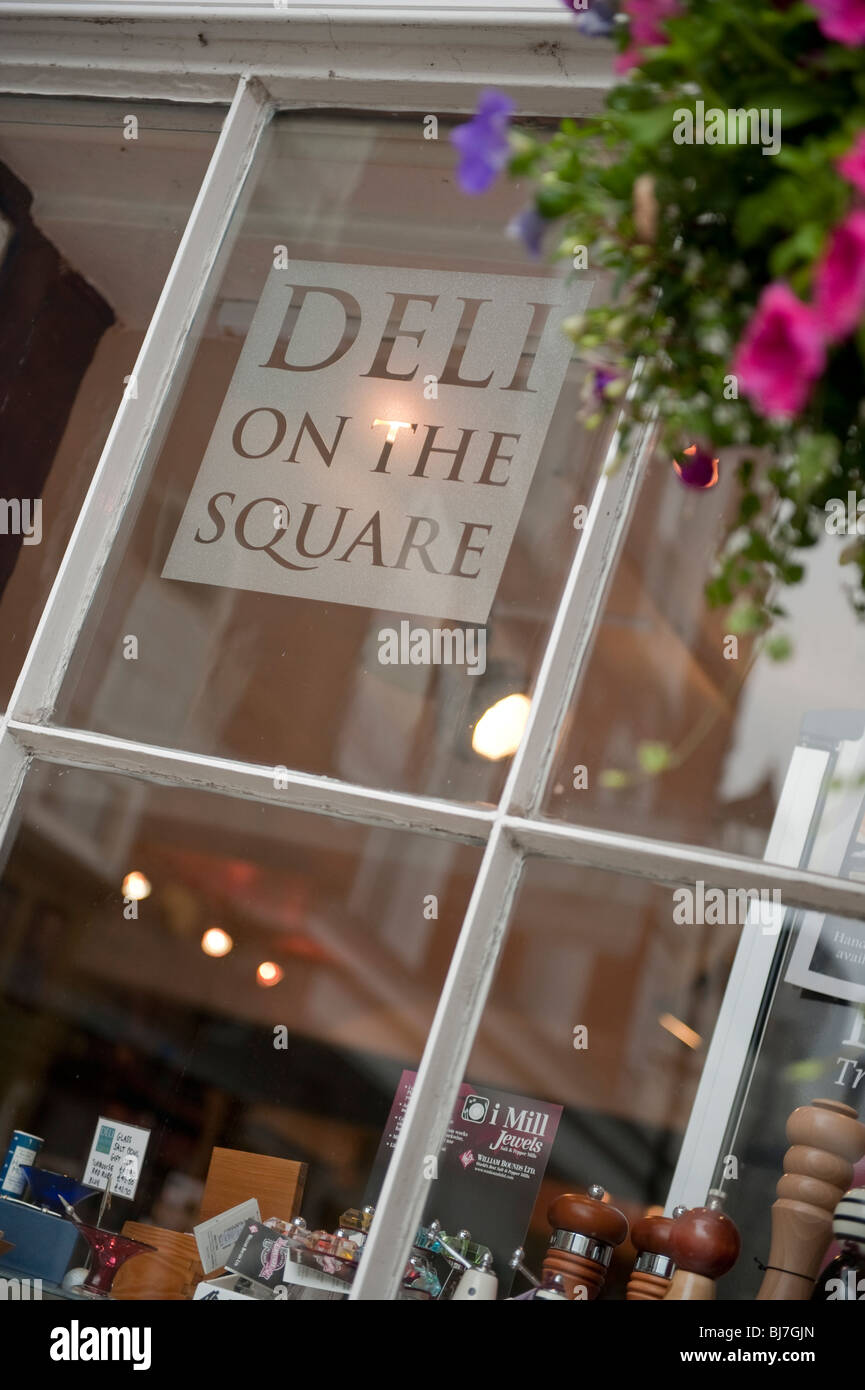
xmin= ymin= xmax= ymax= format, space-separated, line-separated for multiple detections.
xmin=757 ymin=1098 xmax=865 ymax=1301
xmin=664 ymin=1198 xmax=740 ymax=1301
xmin=542 ymin=1184 xmax=629 ymax=1300
xmin=626 ymin=1209 xmax=682 ymax=1301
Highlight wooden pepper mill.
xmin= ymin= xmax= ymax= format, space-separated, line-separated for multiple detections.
xmin=626 ymin=1206 xmax=686 ymax=1301
xmin=542 ymin=1184 xmax=629 ymax=1300
xmin=757 ymin=1097 xmax=865 ymax=1301
xmin=664 ymin=1192 xmax=740 ymax=1300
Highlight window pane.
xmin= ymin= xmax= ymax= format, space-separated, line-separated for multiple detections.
xmin=53 ymin=112 xmax=611 ymax=802
xmin=0 ymin=762 xmax=479 ymax=1269
xmin=0 ymin=97 xmax=222 ymax=707
xmin=706 ymin=912 xmax=865 ymax=1298
xmin=543 ymin=449 xmax=865 ymax=866
xmin=462 ymin=857 xmax=738 ymax=1298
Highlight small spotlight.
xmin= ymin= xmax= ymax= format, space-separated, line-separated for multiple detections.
xmin=122 ymin=871 xmax=151 ymax=901
xmin=471 ymin=693 xmax=531 ymax=761
xmin=256 ymin=961 xmax=283 ymax=988
xmin=201 ymin=928 xmax=233 ymax=958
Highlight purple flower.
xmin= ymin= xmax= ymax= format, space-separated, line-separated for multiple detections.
xmin=673 ymin=443 xmax=719 ymax=489
xmin=837 ymin=132 xmax=865 ymax=196
xmin=451 ymin=90 xmax=515 ymax=195
xmin=814 ymin=210 xmax=865 ymax=340
xmin=506 ymin=206 xmax=546 ymax=259
xmin=731 ymin=283 xmax=826 ymax=419
xmin=808 ymin=0 xmax=865 ymax=43
xmin=591 ymin=367 xmax=620 ymax=402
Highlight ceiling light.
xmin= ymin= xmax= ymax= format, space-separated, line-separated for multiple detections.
xmin=256 ymin=960 xmax=283 ymax=988
xmin=471 ymin=692 xmax=531 ymax=760
xmin=201 ymin=928 xmax=233 ymax=958
xmin=122 ymin=871 xmax=151 ymax=901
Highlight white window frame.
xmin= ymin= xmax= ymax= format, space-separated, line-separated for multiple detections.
xmin=0 ymin=4 xmax=864 ymax=1301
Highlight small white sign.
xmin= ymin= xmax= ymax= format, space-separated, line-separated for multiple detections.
xmin=162 ymin=260 xmax=590 ymax=623
xmin=194 ymin=1198 xmax=261 ymax=1275
xmin=83 ymin=1117 xmax=150 ymax=1201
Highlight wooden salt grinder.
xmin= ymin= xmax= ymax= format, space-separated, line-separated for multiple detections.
xmin=542 ymin=1184 xmax=629 ymax=1301
xmin=757 ymin=1097 xmax=865 ymax=1301
xmin=664 ymin=1195 xmax=740 ymax=1300
xmin=626 ymin=1206 xmax=685 ymax=1301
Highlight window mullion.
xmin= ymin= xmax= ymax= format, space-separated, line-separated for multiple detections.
xmin=350 ymin=823 xmax=524 ymax=1300
xmin=352 ymin=404 xmax=654 ymax=1299
xmin=503 ymin=396 xmax=655 ymax=819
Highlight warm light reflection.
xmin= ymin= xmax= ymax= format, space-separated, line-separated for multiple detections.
xmin=256 ymin=960 xmax=284 ymax=988
xmin=472 ymin=693 xmax=531 ymax=760
xmin=659 ymin=1012 xmax=701 ymax=1049
xmin=201 ymin=927 xmax=233 ymax=958
xmin=122 ymin=871 xmax=151 ymax=901
xmin=372 ymin=418 xmax=412 ymax=444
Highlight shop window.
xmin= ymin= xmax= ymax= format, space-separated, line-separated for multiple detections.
xmin=0 ymin=760 xmax=478 ymax=1239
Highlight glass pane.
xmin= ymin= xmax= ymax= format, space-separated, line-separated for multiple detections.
xmin=706 ymin=920 xmax=865 ymax=1298
xmin=54 ymin=111 xmax=612 ymax=802
xmin=705 ymin=773 xmax=865 ymax=1298
xmin=461 ymin=857 xmax=739 ymax=1299
xmin=543 ymin=448 xmax=865 ymax=866
xmin=0 ymin=96 xmax=222 ymax=708
xmin=0 ymin=762 xmax=479 ymax=1291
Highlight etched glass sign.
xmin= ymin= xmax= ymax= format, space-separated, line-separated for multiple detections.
xmin=162 ymin=261 xmax=590 ymax=623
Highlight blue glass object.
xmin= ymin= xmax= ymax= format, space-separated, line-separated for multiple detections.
xmin=20 ymin=1166 xmax=98 ymax=1214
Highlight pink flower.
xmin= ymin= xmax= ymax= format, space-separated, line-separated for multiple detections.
xmin=814 ymin=211 xmax=865 ymax=340
xmin=732 ymin=283 xmax=826 ymax=419
xmin=837 ymin=132 xmax=865 ymax=196
xmin=809 ymin=0 xmax=865 ymax=43
xmin=615 ymin=0 xmax=682 ymax=73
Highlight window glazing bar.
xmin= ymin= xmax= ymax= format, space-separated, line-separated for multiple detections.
xmin=6 ymin=722 xmax=494 ymax=844
xmin=503 ymin=401 xmax=654 ymax=819
xmin=8 ymin=721 xmax=865 ymax=924
xmin=506 ymin=813 xmax=865 ymax=922
xmin=351 ymin=401 xmax=651 ymax=1298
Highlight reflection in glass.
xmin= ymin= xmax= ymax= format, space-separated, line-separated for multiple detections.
xmin=0 ymin=762 xmax=478 ymax=1238
xmin=463 ymin=857 xmax=740 ymax=1298
xmin=545 ymin=448 xmax=865 ymax=864
xmin=0 ymin=97 xmax=221 ymax=708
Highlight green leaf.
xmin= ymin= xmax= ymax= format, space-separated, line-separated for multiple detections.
xmin=769 ymin=223 xmax=825 ymax=279
xmin=764 ymin=634 xmax=793 ymax=661
xmin=535 ymin=182 xmax=581 ymax=219
xmin=599 ymin=769 xmax=629 ymax=789
xmin=794 ymin=432 xmax=839 ymax=501
xmin=728 ymin=599 xmax=767 ymax=634
xmin=637 ymin=741 xmax=673 ymax=775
